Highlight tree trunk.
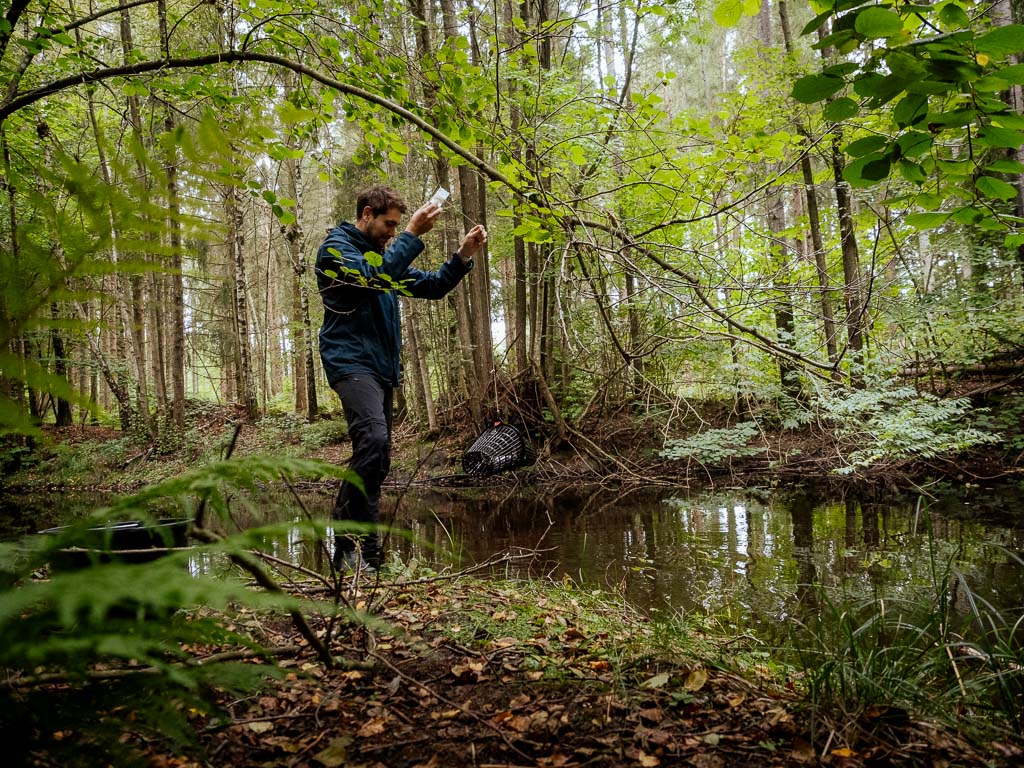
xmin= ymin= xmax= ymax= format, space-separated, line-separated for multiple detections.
xmin=406 ymin=300 xmax=438 ymax=432
xmin=766 ymin=187 xmax=801 ymax=401
xmin=50 ymin=303 xmax=73 ymax=426
xmin=85 ymin=93 xmax=152 ymax=435
xmin=282 ymin=142 xmax=318 ymax=421
xmin=158 ymin=0 xmax=187 ymax=429
xmin=778 ymin=0 xmax=839 ymax=370
xmin=831 ymin=133 xmax=866 ymax=386
xmin=224 ymin=183 xmax=259 ymax=419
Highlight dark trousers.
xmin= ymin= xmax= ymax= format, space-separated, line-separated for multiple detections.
xmin=331 ymin=374 xmax=393 ymax=568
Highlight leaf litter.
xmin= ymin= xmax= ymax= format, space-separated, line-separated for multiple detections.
xmin=132 ymin=576 xmax=1010 ymax=768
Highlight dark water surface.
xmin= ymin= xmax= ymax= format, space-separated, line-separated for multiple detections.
xmin=5 ymin=483 xmax=1024 ymax=644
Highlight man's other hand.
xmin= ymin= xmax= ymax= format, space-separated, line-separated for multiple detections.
xmin=459 ymin=225 xmax=488 ymax=263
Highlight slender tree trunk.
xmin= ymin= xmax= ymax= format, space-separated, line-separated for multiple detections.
xmin=831 ymin=133 xmax=866 ymax=385
xmin=158 ymin=0 xmax=187 ymax=428
xmin=85 ymin=93 xmax=152 ymax=434
xmin=50 ymin=303 xmax=73 ymax=426
xmin=778 ymin=0 xmax=839 ymax=370
xmin=767 ymin=187 xmax=801 ymax=401
xmin=406 ymin=300 xmax=438 ymax=432
xmin=224 ymin=184 xmax=258 ymax=418
xmin=282 ymin=141 xmax=318 ymax=420
xmin=148 ymin=272 xmax=168 ymax=413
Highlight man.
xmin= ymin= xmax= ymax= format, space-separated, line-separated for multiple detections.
xmin=316 ymin=185 xmax=487 ymax=570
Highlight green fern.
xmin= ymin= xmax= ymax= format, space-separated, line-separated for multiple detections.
xmin=660 ymin=422 xmax=767 ymax=465
xmin=819 ymin=386 xmax=1001 ymax=472
xmin=0 ymin=454 xmax=359 ymax=764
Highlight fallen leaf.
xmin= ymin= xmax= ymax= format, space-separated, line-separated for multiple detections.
xmin=684 ymin=668 xmax=707 ymax=691
xmin=789 ymin=738 xmax=816 ymax=764
xmin=637 ymin=751 xmax=660 ymax=767
xmin=313 ymin=736 xmax=352 ymax=768
xmin=831 ymin=747 xmax=857 ymax=757
xmin=588 ymin=660 xmax=610 ymax=671
xmin=508 ymin=714 xmax=532 ymax=732
xmin=703 ymin=732 xmax=721 ymax=746
xmin=640 ymin=672 xmax=670 ymax=689
xmin=246 ymin=721 xmax=273 ymax=734
xmin=690 ymin=755 xmax=724 ymax=768
xmin=646 ymin=729 xmax=674 ymax=747
xmin=637 ymin=708 xmax=663 ymax=724
xmin=727 ymin=692 xmax=746 ymax=707
xmin=450 ymin=661 xmax=485 ymax=683
xmin=356 ymin=716 xmax=387 ymax=738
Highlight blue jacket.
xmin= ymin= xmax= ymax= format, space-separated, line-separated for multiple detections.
xmin=316 ymin=221 xmax=471 ymax=388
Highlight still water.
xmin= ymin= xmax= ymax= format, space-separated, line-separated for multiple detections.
xmin=6 ymin=483 xmax=1023 ymax=643
xmin=217 ymin=483 xmax=1024 ymax=642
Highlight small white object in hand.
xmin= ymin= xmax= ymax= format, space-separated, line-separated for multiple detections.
xmin=428 ymin=187 xmax=450 ymax=208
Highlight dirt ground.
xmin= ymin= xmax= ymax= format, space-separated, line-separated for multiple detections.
xmin=129 ymin=578 xmax=1015 ymax=768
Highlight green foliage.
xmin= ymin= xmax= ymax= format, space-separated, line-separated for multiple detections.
xmin=794 ymin=1 xmax=1024 ymax=240
xmin=819 ymin=386 xmax=1001 ymax=473
xmin=974 ymin=392 xmax=1024 ymax=451
xmin=0 ymin=454 xmax=352 ymax=763
xmin=660 ymin=422 xmax=767 ymax=465
xmin=300 ymin=418 xmax=350 ymax=450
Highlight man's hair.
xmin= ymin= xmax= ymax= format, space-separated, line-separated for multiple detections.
xmin=356 ymin=186 xmax=407 ymax=218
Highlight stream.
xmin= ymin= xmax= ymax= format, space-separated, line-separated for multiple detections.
xmin=5 ymin=482 xmax=1023 ymax=647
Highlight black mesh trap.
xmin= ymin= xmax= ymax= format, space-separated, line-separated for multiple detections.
xmin=462 ymin=421 xmax=536 ymax=477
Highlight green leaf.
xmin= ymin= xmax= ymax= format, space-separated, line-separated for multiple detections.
xmin=938 ymin=3 xmax=969 ymax=29
xmin=714 ymin=0 xmax=743 ymax=27
xmin=791 ymin=74 xmax=845 ymax=103
xmin=977 ymin=126 xmax=1024 ymax=149
xmin=905 ymin=211 xmax=950 ymax=229
xmin=898 ymin=159 xmax=928 ymax=184
xmin=975 ymin=24 xmax=1024 ymax=57
xmin=994 ymin=63 xmax=1024 ymax=84
xmin=862 ymin=156 xmax=892 ymax=181
xmin=896 ymin=130 xmax=933 ymax=158
xmin=976 ymin=175 xmax=1018 ymax=200
xmin=984 ymin=159 xmax=1024 ymax=173
xmin=802 ymin=9 xmax=835 ymax=36
xmin=365 ymin=251 xmax=383 ymax=267
xmin=845 ymin=135 xmax=888 ymax=157
xmin=823 ymin=97 xmax=859 ymax=121
xmin=951 ymin=206 xmax=983 ymax=225
xmin=1004 ymin=232 xmax=1024 ymax=248
xmin=854 ymin=7 xmax=904 ymax=38
xmin=893 ymin=93 xmax=928 ymax=127
xmin=886 ymin=51 xmax=926 ymax=80
xmin=843 ymin=153 xmax=891 ymax=186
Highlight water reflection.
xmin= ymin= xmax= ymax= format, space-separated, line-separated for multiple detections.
xmin=6 ymin=484 xmax=1022 ymax=646
xmin=203 ymin=484 xmax=1024 ymax=643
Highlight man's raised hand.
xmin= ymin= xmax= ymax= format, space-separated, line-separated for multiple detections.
xmin=405 ymin=202 xmax=443 ymax=237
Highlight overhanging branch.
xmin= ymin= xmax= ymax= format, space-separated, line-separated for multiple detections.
xmin=0 ymin=50 xmax=524 ymax=197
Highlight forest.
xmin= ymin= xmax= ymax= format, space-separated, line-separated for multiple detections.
xmin=0 ymin=0 xmax=1022 ymax=473
xmin=1 ymin=0 xmax=1024 ymax=765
